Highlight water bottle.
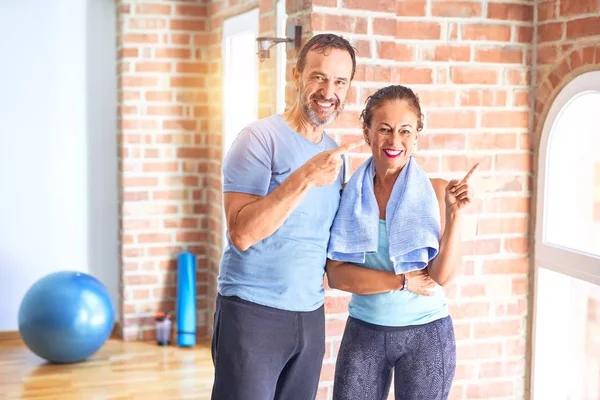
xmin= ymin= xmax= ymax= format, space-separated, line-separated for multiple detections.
xmin=155 ymin=311 xmax=172 ymax=346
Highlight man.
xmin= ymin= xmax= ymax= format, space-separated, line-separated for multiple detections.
xmin=211 ymin=33 xmax=363 ymax=400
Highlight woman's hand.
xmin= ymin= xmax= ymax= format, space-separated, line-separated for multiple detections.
xmin=404 ymin=269 xmax=436 ymax=296
xmin=445 ymin=163 xmax=478 ymax=215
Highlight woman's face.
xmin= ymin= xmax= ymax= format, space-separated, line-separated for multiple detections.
xmin=364 ymin=100 xmax=420 ymax=174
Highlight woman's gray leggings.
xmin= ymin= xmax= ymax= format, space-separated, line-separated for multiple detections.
xmin=333 ymin=315 xmax=456 ymax=400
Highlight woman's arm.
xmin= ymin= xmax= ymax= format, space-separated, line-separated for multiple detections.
xmin=326 ymin=259 xmax=404 ymax=294
xmin=326 ymin=259 xmax=435 ymax=295
xmin=426 ymin=194 xmax=463 ymax=286
xmin=427 ymin=165 xmax=477 ymax=286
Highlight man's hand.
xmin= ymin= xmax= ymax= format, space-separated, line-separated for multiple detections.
xmin=301 ymin=139 xmax=365 ymax=187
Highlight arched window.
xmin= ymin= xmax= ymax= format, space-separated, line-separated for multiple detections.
xmin=533 ymin=71 xmax=600 ymax=399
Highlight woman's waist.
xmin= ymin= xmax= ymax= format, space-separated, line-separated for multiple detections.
xmin=349 ymin=288 xmax=447 ymax=314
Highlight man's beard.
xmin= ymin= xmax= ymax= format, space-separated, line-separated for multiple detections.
xmin=302 ymin=92 xmax=344 ymax=127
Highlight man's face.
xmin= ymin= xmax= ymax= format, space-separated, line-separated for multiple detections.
xmin=294 ymin=48 xmax=353 ymax=127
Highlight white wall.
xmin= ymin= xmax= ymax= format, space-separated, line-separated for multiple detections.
xmin=0 ymin=0 xmax=119 ymax=331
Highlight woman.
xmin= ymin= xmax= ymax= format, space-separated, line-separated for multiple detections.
xmin=326 ymin=85 xmax=477 ymax=400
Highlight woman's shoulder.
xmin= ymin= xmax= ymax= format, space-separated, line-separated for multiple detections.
xmin=429 ymin=178 xmax=448 ymax=194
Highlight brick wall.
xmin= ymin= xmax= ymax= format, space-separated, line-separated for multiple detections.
xmin=534 ymin=0 xmax=600 ymax=132
xmin=310 ymin=1 xmax=533 ymax=399
xmin=116 ymin=0 xmax=211 ymax=341
xmin=113 ymin=0 xmax=600 ymax=398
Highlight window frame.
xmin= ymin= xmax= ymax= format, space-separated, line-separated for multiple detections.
xmin=534 ymin=71 xmax=600 ymax=284
xmin=532 ymin=70 xmax=600 ymax=399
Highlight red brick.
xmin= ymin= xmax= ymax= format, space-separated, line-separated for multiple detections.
xmin=392 ymin=67 xmax=433 ymax=84
xmin=506 ymin=68 xmax=530 ymax=86
xmin=459 ymin=282 xmax=486 ymax=298
xmin=171 ymin=34 xmax=191 ymax=44
xmin=170 ymin=19 xmax=206 ymax=31
xmin=475 ymin=47 xmax=523 ymax=64
xmin=125 ymin=274 xmax=160 ymax=285
xmin=175 ymin=5 xmax=207 ymax=17
xmin=496 ymin=153 xmax=532 ymax=170
xmin=414 ymin=155 xmax=441 ymax=173
xmin=460 ymin=90 xmax=506 ymax=107
xmin=325 ymin=318 xmax=347 ymax=336
xmin=516 ymin=26 xmax=533 ymax=43
xmin=466 ymin=380 xmax=515 ymax=398
xmin=569 ymin=49 xmax=584 ymax=71
xmin=443 ymin=154 xmax=492 ymax=172
xmin=462 ymin=239 xmax=502 ymax=255
xmin=537 ymin=45 xmax=558 ymax=64
xmin=135 ymin=4 xmax=171 ymax=15
xmin=537 ymin=22 xmax=564 ymax=42
xmin=135 ymin=62 xmax=172 ymax=73
xmin=119 ymin=48 xmax=139 ymax=58
xmin=487 ymin=2 xmax=533 ymax=21
xmin=450 ymin=302 xmax=491 ymax=319
xmin=432 ymin=1 xmax=482 ymax=17
xmin=315 ymin=386 xmax=329 ymax=400
xmin=451 ymin=67 xmax=498 ymax=84
xmin=560 ymin=0 xmax=598 ymax=16
xmin=477 ymin=217 xmax=528 ymax=235
xmin=142 ymin=162 xmax=178 ymax=172
xmin=155 ymin=48 xmax=192 ymax=59
xmin=566 ymin=17 xmax=600 ymax=39
xmin=485 ymin=196 xmax=529 ymax=213
xmin=122 ymin=34 xmax=160 ymax=44
xmin=170 ymin=76 xmax=205 ymax=87
xmin=417 ymin=91 xmax=456 ymax=107
xmin=457 ymin=341 xmax=503 ymax=360
xmin=153 ymin=190 xmax=188 ymax=200
xmin=481 ymin=111 xmax=529 ymax=128
xmin=147 ymin=105 xmax=183 ymax=116
xmin=364 ymin=66 xmax=392 ymax=82
xmin=123 ymin=219 xmax=160 ymax=230
xmin=120 ymin=119 xmax=158 ymax=130
xmin=462 ymin=24 xmax=511 ymax=41
xmin=421 ymin=134 xmax=466 ymax=150
xmin=467 ymin=133 xmax=518 ymax=150
xmin=423 ymin=45 xmax=470 ymax=62
xmin=176 ymin=232 xmax=207 ymax=242
xmin=505 ymin=237 xmax=529 ymax=254
xmin=373 ymin=18 xmax=396 ymax=36
xmin=397 ymin=21 xmax=441 ymax=39
xmin=473 ymin=319 xmax=521 ymax=338
xmin=346 ymin=0 xmax=395 ymax=12
xmin=375 ymin=41 xmax=412 ymax=61
xmin=537 ymin=1 xmax=555 ymax=21
xmin=426 ymin=111 xmax=477 ymax=129
xmin=129 ymin=18 xmax=167 ymax=30
xmin=396 ymin=0 xmax=426 ymax=16
xmin=121 ymin=76 xmax=159 ymax=87
xmin=479 ymin=360 xmax=524 ymax=379
xmin=324 ymin=296 xmax=351 ymax=314
xmin=163 ymin=218 xmax=199 ymax=230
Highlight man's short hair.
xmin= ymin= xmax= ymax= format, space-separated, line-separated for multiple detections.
xmin=296 ymin=33 xmax=357 ymax=81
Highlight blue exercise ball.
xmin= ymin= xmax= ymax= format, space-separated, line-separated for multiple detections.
xmin=18 ymin=271 xmax=114 ymax=364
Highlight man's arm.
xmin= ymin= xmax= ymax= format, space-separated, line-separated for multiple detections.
xmin=225 ymin=139 xmax=365 ymax=251
xmin=225 ymin=171 xmax=312 ymax=251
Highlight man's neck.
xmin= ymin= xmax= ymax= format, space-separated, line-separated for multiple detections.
xmin=282 ymin=104 xmax=324 ymax=143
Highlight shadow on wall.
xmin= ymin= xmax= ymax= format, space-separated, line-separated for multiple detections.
xmin=85 ymin=0 xmax=120 ymax=324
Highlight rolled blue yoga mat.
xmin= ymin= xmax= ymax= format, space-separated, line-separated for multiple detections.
xmin=176 ymin=250 xmax=196 ymax=347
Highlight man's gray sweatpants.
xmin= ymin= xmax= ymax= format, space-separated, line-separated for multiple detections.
xmin=211 ymin=294 xmax=325 ymax=400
